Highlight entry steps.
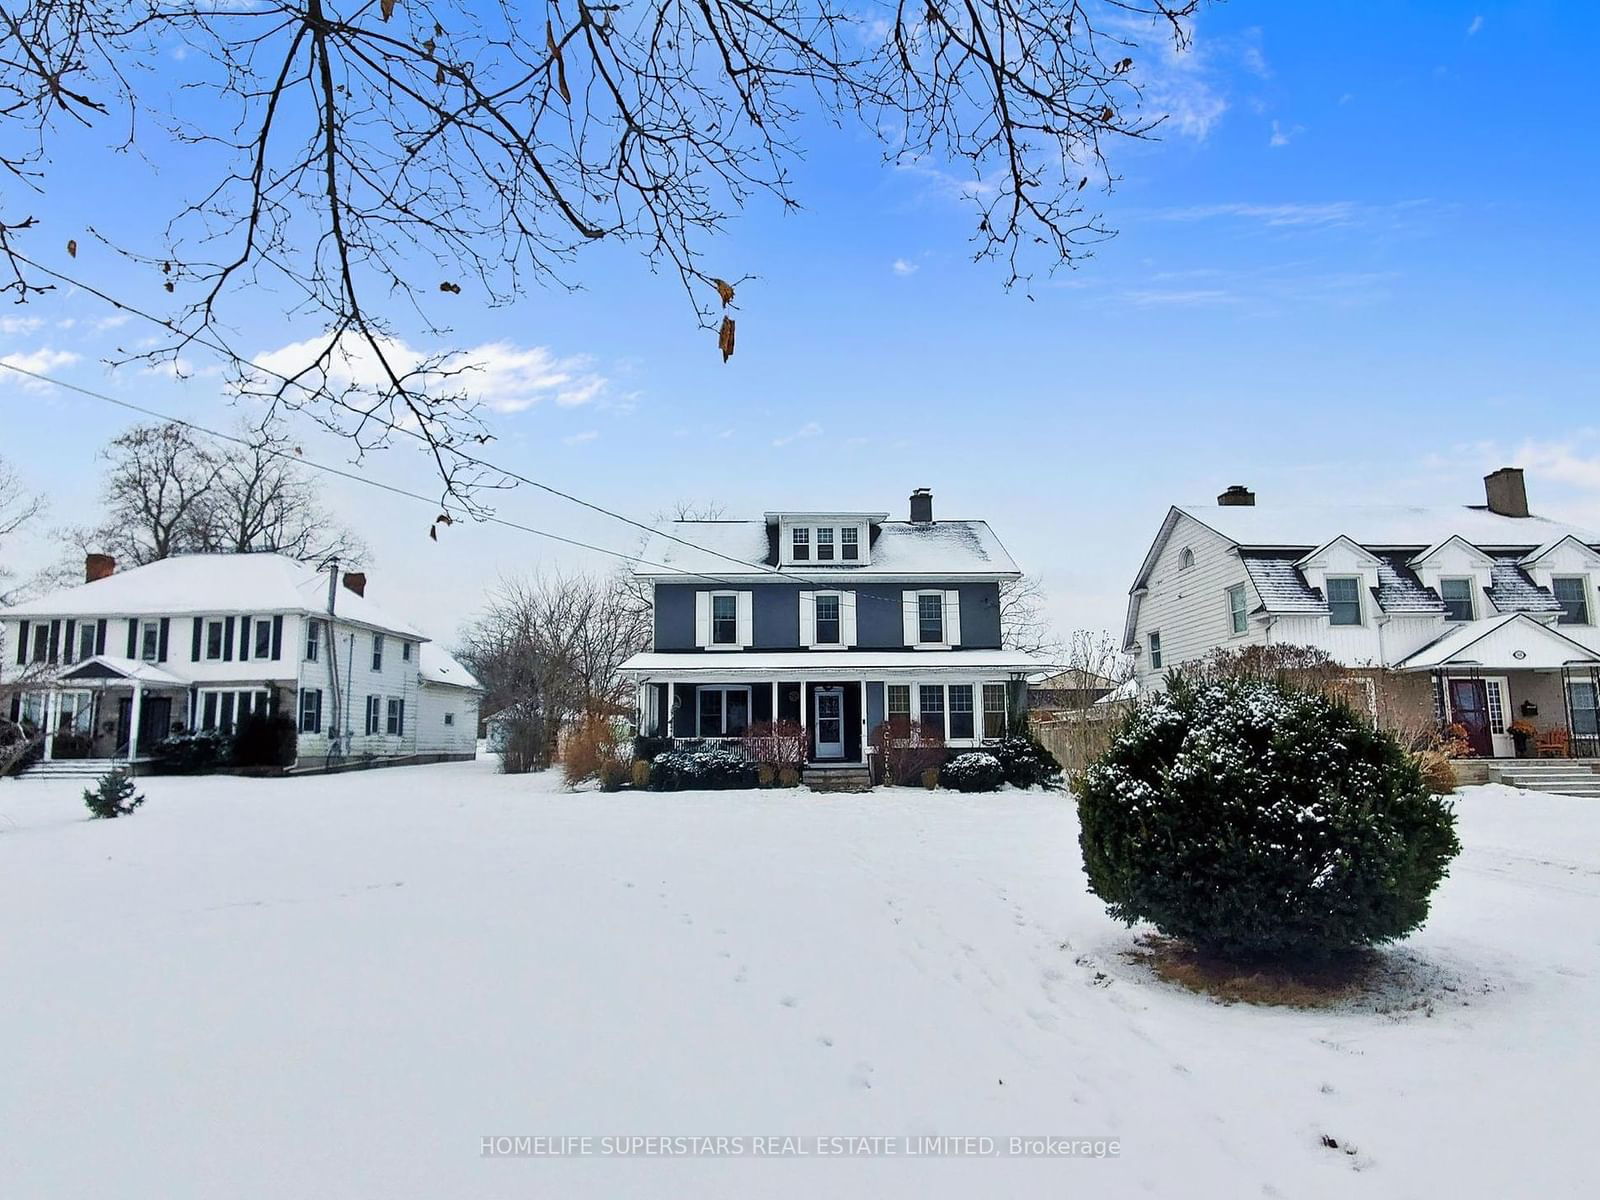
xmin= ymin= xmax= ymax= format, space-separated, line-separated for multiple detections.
xmin=1486 ymin=759 xmax=1600 ymax=798
xmin=803 ymin=763 xmax=874 ymax=793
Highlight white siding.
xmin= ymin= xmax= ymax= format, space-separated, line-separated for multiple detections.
xmin=291 ymin=617 xmax=422 ymax=761
xmin=1131 ymin=514 xmax=1263 ymax=686
xmin=414 ymin=683 xmax=480 ymax=756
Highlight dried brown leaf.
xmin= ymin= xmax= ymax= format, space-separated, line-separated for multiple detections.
xmin=712 ymin=277 xmax=735 ymax=307
xmin=717 ymin=316 xmax=736 ymax=362
xmin=66 ymin=238 xmax=77 ymax=258
xmin=380 ymin=0 xmax=396 ymax=21
xmin=547 ymin=21 xmax=571 ymax=105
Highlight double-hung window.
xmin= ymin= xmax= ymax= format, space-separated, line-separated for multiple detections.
xmin=1226 ymin=584 xmax=1248 ymax=636
xmin=841 ymin=527 xmax=860 ymax=561
xmin=918 ymin=684 xmax=945 ymax=738
xmin=140 ymin=620 xmax=161 ymax=662
xmin=918 ymin=593 xmax=944 ymax=644
xmin=1440 ymin=578 xmax=1475 ymax=623
xmin=1327 ymin=577 xmax=1363 ymax=626
xmin=711 ymin=594 xmax=738 ymax=645
xmin=299 ymin=688 xmax=323 ymax=734
xmin=30 ymin=624 xmax=48 ymax=663
xmin=982 ymin=684 xmax=1008 ymax=738
xmin=372 ymin=634 xmax=385 ymax=671
xmin=1554 ymin=577 xmax=1590 ymax=625
xmin=1148 ymin=631 xmax=1162 ymax=669
xmin=1570 ymin=681 xmax=1599 ymax=738
xmin=365 ymin=695 xmax=382 ymax=736
xmin=817 ymin=527 xmax=835 ymax=561
xmin=887 ymin=684 xmax=911 ymax=721
xmin=948 ymin=685 xmax=975 ymax=740
xmin=402 ymin=640 xmax=413 ymax=662
xmin=305 ymin=622 xmax=321 ymax=662
xmin=386 ymin=697 xmax=405 ymax=736
xmin=254 ymin=619 xmax=273 ymax=659
xmin=791 ymin=527 xmax=810 ymax=561
xmin=78 ymin=623 xmax=97 ymax=662
xmin=814 ymin=594 xmax=841 ymax=645
xmin=205 ymin=619 xmax=226 ymax=660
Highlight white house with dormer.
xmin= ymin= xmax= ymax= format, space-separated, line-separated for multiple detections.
xmin=1123 ymin=469 xmax=1600 ymax=759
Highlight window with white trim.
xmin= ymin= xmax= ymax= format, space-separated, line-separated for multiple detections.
xmin=140 ymin=619 xmax=161 ymax=662
xmin=198 ymin=688 xmax=271 ymax=733
xmin=365 ymin=695 xmax=382 ymax=736
xmin=29 ymin=624 xmax=47 ymax=663
xmin=305 ymin=621 xmax=321 ymax=662
xmin=372 ymin=634 xmax=385 ymax=671
xmin=982 ymin=684 xmax=1008 ymax=739
xmin=386 ymin=697 xmax=405 ymax=736
xmin=254 ymin=619 xmax=273 ymax=659
xmin=696 ymin=685 xmax=751 ymax=737
xmin=711 ymin=594 xmax=738 ymax=645
xmin=887 ymin=684 xmax=911 ymax=720
xmin=1227 ymin=584 xmax=1248 ymax=636
xmin=1570 ymin=681 xmax=1599 ymax=737
xmin=205 ymin=619 xmax=226 ymax=660
xmin=790 ymin=527 xmax=810 ymax=561
xmin=814 ymin=593 xmax=841 ymax=644
xmin=1440 ymin=578 xmax=1475 ymax=623
xmin=1554 ymin=577 xmax=1590 ymax=625
xmin=78 ymin=623 xmax=97 ymax=662
xmin=918 ymin=593 xmax=944 ymax=644
xmin=298 ymin=688 xmax=323 ymax=733
xmin=1327 ymin=577 xmax=1363 ymax=626
xmin=816 ymin=526 xmax=835 ymax=561
xmin=1179 ymin=547 xmax=1195 ymax=570
xmin=1485 ymin=679 xmax=1507 ymax=735
xmin=1148 ymin=631 xmax=1162 ymax=669
xmin=948 ymin=684 xmax=975 ymax=740
xmin=918 ymin=683 xmax=944 ymax=738
xmin=841 ymin=527 xmax=860 ymax=561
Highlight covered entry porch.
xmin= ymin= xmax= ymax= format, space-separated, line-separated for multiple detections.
xmin=15 ymin=657 xmax=191 ymax=765
xmin=1397 ymin=613 xmax=1600 ymax=759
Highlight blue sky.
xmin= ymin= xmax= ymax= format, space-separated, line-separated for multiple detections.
xmin=2 ymin=1 xmax=1598 ymax=645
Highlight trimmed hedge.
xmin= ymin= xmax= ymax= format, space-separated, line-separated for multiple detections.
xmin=648 ymin=747 xmax=758 ymax=791
xmin=1077 ymin=677 xmax=1460 ymax=959
xmin=983 ymin=735 xmax=1062 ymax=789
xmin=940 ymin=751 xmax=1005 ymax=793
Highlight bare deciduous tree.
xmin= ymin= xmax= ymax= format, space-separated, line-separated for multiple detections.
xmin=0 ymin=455 xmax=45 ymax=606
xmin=0 ymin=0 xmax=1197 ymax=507
xmin=999 ymin=573 xmax=1063 ymax=658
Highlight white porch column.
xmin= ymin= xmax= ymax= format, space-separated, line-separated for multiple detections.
xmin=127 ymin=681 xmax=144 ymax=770
xmin=771 ymin=680 xmax=778 ymax=726
xmin=800 ymin=680 xmax=810 ymax=759
xmin=41 ymin=690 xmax=59 ymax=761
xmin=667 ymin=681 xmax=677 ymax=741
xmin=860 ymin=677 xmax=869 ymax=766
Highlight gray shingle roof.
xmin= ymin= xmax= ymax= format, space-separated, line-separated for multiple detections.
xmin=1240 ymin=552 xmax=1326 ymax=614
xmin=1487 ymin=556 xmax=1563 ymax=614
xmin=1375 ymin=554 xmax=1446 ymax=614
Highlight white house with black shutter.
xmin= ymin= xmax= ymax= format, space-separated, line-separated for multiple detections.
xmin=1 ymin=552 xmax=480 ymax=772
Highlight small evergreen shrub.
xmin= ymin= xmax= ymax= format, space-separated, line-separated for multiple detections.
xmin=154 ymin=729 xmax=233 ymax=772
xmin=84 ymin=768 xmax=145 ymax=819
xmin=1078 ymin=677 xmax=1461 ymax=960
xmin=983 ymin=735 xmax=1063 ymax=789
xmin=648 ymin=747 xmax=758 ymax=791
xmin=940 ymin=751 xmax=1005 ymax=793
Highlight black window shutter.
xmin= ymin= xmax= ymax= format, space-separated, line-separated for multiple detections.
xmin=271 ymin=615 xmax=283 ymax=660
xmin=223 ymin=616 xmax=235 ymax=661
xmin=95 ymin=619 xmax=107 ymax=656
xmin=16 ymin=620 xmax=28 ymax=665
xmin=47 ymin=619 xmax=60 ymax=664
xmin=8 ymin=694 xmax=19 ymax=722
xmin=125 ymin=618 xmax=137 ymax=659
xmin=314 ymin=690 xmax=323 ymax=733
xmin=191 ymin=618 xmax=203 ymax=661
xmin=398 ymin=700 xmax=405 ymax=737
xmin=239 ymin=616 xmax=252 ymax=662
xmin=158 ymin=617 xmax=170 ymax=662
xmin=63 ymin=619 xmax=77 ymax=664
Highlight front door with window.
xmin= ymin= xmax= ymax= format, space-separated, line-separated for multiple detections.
xmin=814 ymin=687 xmax=845 ymax=760
xmin=1448 ymin=680 xmax=1495 ymax=758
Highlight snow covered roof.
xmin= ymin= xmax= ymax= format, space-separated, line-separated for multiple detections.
xmin=633 ymin=519 xmax=1021 ymax=581
xmin=1175 ymin=502 xmax=1600 ymax=551
xmin=619 ymin=649 xmax=1053 ymax=678
xmin=58 ymin=656 xmax=190 ymax=686
xmin=1 ymin=554 xmax=425 ymax=639
xmin=1396 ymin=613 xmax=1600 ymax=671
xmin=418 ymin=643 xmax=482 ymax=691
xmin=1487 ymin=556 xmax=1565 ymax=615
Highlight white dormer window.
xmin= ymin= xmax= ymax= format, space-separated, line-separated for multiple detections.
xmin=816 ymin=527 xmax=835 ymax=561
xmin=777 ymin=517 xmax=876 ymax=566
xmin=1554 ymin=577 xmax=1591 ymax=625
xmin=841 ymin=527 xmax=860 ymax=561
xmin=1327 ymin=577 xmax=1363 ymax=626
xmin=792 ymin=527 xmax=810 ymax=561
xmin=1440 ymin=578 xmax=1476 ymax=623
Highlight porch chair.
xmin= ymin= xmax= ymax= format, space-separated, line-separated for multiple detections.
xmin=1536 ymin=728 xmax=1570 ymax=759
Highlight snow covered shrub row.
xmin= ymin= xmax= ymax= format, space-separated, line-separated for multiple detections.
xmin=983 ymin=735 xmax=1062 ymax=790
xmin=1077 ymin=677 xmax=1461 ymax=959
xmin=648 ymin=747 xmax=759 ymax=791
xmin=939 ymin=751 xmax=1005 ymax=793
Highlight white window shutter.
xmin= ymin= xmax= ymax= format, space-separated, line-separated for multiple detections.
xmin=737 ymin=591 xmax=753 ymax=648
xmin=944 ymin=590 xmax=962 ymax=646
xmin=694 ymin=592 xmax=711 ymax=648
xmin=799 ymin=591 xmax=816 ymax=648
xmin=841 ymin=591 xmax=858 ymax=647
xmin=902 ymin=591 xmax=918 ymax=646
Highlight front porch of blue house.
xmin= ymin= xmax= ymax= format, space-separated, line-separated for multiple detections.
xmin=624 ymin=654 xmax=1041 ymax=769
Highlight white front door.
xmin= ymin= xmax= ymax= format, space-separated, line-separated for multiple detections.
xmin=814 ymin=687 xmax=845 ymax=760
xmin=1483 ymin=676 xmax=1513 ymax=758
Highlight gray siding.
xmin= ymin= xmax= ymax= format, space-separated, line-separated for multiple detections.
xmin=652 ymin=582 xmax=1003 ymax=651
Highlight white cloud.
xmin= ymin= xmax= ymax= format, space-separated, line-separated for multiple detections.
xmin=93 ymin=313 xmax=132 ymax=333
xmin=1124 ymin=288 xmax=1238 ymax=307
xmin=0 ymin=347 xmax=81 ymax=388
xmin=1467 ymin=15 xmax=1484 ymax=36
xmin=892 ymin=258 xmax=919 ymax=277
xmin=251 ymin=333 xmax=609 ymax=414
xmin=562 ymin=430 xmax=599 ymax=446
xmin=1268 ymin=120 xmax=1304 ymax=148
xmin=772 ymin=421 xmax=822 ymax=448
xmin=0 ymin=316 xmax=44 ymax=335
xmin=1155 ymin=201 xmax=1360 ymax=227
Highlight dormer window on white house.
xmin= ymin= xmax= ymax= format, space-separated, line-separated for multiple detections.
xmin=792 ymin=527 xmax=810 ymax=561
xmin=1554 ymin=577 xmax=1591 ymax=625
xmin=1440 ymin=578 xmax=1476 ymax=623
xmin=1327 ymin=577 xmax=1363 ymax=626
xmin=816 ymin=527 xmax=835 ymax=561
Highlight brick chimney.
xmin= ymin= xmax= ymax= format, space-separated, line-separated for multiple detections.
xmin=1217 ymin=485 xmax=1256 ymax=507
xmin=909 ymin=487 xmax=934 ymax=523
xmin=342 ymin=571 xmax=368 ymax=597
xmin=84 ymin=553 xmax=116 ymax=583
xmin=1484 ymin=467 xmax=1529 ymax=518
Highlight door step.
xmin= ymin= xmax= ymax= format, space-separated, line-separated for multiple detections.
xmin=12 ymin=760 xmax=126 ymax=780
xmin=803 ymin=764 xmax=873 ymax=793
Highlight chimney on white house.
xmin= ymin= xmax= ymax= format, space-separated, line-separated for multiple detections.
xmin=909 ymin=488 xmax=934 ymax=523
xmin=84 ymin=553 xmax=116 ymax=583
xmin=343 ymin=571 xmax=368 ymax=597
xmin=1217 ymin=485 xmax=1256 ymax=507
xmin=1484 ymin=467 xmax=1529 ymax=518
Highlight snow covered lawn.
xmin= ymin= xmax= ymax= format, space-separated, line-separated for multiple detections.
xmin=2 ymin=762 xmax=1594 ymax=1199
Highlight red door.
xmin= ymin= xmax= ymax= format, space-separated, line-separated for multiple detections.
xmin=1448 ymin=680 xmax=1494 ymax=757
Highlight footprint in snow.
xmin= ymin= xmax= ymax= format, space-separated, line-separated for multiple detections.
xmin=849 ymin=1061 xmax=875 ymax=1090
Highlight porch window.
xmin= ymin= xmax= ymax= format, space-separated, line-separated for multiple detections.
xmin=983 ymin=683 xmax=1008 ymax=738
xmin=1148 ymin=631 xmax=1162 ymax=669
xmin=696 ymin=685 xmax=750 ymax=737
xmin=918 ymin=593 xmax=944 ymax=644
xmin=1570 ymin=682 xmax=1599 ymax=737
xmin=817 ymin=527 xmax=835 ymax=561
xmin=814 ymin=594 xmax=841 ymax=644
xmin=206 ymin=619 xmax=225 ymax=660
xmin=887 ymin=684 xmax=911 ymax=719
xmin=58 ymin=690 xmax=93 ymax=735
xmin=949 ymin=684 xmax=975 ymax=739
xmin=792 ymin=527 xmax=810 ymax=561
xmin=140 ymin=620 xmax=161 ymax=662
xmin=305 ymin=621 xmax=321 ymax=662
xmin=711 ymin=594 xmax=738 ymax=645
xmin=1554 ymin=577 xmax=1590 ymax=625
xmin=1226 ymin=584 xmax=1248 ymax=636
xmin=918 ymin=684 xmax=945 ymax=738
xmin=254 ymin=619 xmax=273 ymax=659
xmin=1327 ymin=577 xmax=1363 ymax=626
xmin=299 ymin=688 xmax=323 ymax=733
xmin=386 ymin=698 xmax=405 ymax=736
xmin=1440 ymin=578 xmax=1476 ymax=623
xmin=841 ymin=527 xmax=859 ymax=561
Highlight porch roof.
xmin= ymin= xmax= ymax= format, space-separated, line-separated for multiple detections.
xmin=57 ymin=655 xmax=191 ymax=687
xmin=1394 ymin=613 xmax=1600 ymax=672
xmin=619 ymin=648 xmax=1054 ymax=680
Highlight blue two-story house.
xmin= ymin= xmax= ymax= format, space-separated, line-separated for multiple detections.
xmin=619 ymin=489 xmax=1048 ymax=782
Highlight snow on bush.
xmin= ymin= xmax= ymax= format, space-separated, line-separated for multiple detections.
xmin=648 ymin=747 xmax=758 ymax=791
xmin=983 ymin=735 xmax=1063 ymax=789
xmin=1077 ymin=677 xmax=1460 ymax=959
xmin=939 ymin=751 xmax=1004 ymax=793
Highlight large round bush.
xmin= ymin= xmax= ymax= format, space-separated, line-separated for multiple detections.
xmin=1077 ymin=678 xmax=1460 ymax=959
